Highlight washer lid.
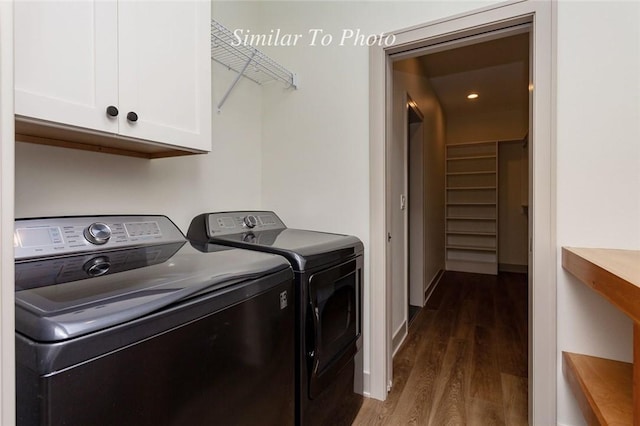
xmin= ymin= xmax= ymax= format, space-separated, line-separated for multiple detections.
xmin=210 ymin=228 xmax=363 ymax=271
xmin=15 ymin=244 xmax=291 ymax=342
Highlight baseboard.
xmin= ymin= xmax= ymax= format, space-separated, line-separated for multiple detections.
xmin=498 ymin=263 xmax=528 ymax=273
xmin=362 ymin=370 xmax=371 ymax=397
xmin=392 ymin=320 xmax=407 ymax=356
xmin=424 ymin=269 xmax=444 ymax=304
xmin=446 ymin=259 xmax=497 ymax=275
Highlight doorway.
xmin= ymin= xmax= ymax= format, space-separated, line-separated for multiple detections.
xmin=368 ymin=3 xmax=555 ymax=424
xmin=392 ymin=32 xmax=531 ymax=346
xmin=392 ymin=26 xmax=531 ymax=385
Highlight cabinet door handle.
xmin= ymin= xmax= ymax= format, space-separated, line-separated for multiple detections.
xmin=127 ymin=111 xmax=138 ymax=122
xmin=106 ymin=105 xmax=119 ymax=117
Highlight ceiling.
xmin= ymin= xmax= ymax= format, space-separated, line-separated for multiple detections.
xmin=417 ymin=33 xmax=530 ymax=117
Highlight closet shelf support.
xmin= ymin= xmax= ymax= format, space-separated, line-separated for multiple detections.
xmin=217 ymin=51 xmax=256 ymax=111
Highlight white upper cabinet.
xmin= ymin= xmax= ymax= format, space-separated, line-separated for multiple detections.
xmin=117 ymin=1 xmax=210 ymax=151
xmin=14 ymin=0 xmax=211 ymax=157
xmin=14 ymin=1 xmax=119 ymax=134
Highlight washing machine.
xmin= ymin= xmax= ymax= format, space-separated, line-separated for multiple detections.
xmin=187 ymin=211 xmax=363 ymax=426
xmin=15 ymin=215 xmax=295 ymax=425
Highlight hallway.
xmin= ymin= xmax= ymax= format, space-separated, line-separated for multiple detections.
xmin=353 ymin=271 xmax=528 ymax=425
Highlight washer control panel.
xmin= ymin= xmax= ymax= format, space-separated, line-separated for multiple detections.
xmin=14 ymin=215 xmax=185 ymax=260
xmin=206 ymin=211 xmax=286 ymax=236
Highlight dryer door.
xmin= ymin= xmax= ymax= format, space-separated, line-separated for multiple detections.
xmin=307 ymin=256 xmax=362 ymax=399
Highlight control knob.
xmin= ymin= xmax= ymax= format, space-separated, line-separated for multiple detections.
xmin=84 ymin=223 xmax=112 ymax=245
xmin=242 ymin=232 xmax=256 ymax=243
xmin=243 ymin=215 xmax=258 ymax=229
xmin=83 ymin=256 xmax=111 ymax=277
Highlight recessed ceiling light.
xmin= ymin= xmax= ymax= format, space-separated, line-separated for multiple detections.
xmin=467 ymin=93 xmax=479 ymax=100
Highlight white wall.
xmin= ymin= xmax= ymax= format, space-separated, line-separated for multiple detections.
xmin=447 ymin=107 xmax=527 ymax=145
xmin=15 ymin=2 xmax=264 ymax=233
xmin=556 ymin=1 xmax=640 ymax=425
xmin=0 ymin=1 xmax=15 ymax=422
xmin=498 ymin=140 xmax=528 ymax=268
xmin=422 ymin=87 xmax=447 ymax=298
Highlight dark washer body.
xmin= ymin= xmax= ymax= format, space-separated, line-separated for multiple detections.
xmin=15 ymin=215 xmax=295 ymax=425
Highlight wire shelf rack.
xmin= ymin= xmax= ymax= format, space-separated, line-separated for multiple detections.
xmin=211 ymin=19 xmax=297 ymax=110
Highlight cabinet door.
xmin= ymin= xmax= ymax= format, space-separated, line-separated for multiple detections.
xmin=14 ymin=0 xmax=118 ymax=133
xmin=117 ymin=1 xmax=211 ymax=151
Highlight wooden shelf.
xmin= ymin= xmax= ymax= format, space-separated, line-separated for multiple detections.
xmin=446 ymin=231 xmax=496 ymax=236
xmin=562 ymin=248 xmax=640 ymax=323
xmin=447 ymin=216 xmax=496 ymax=221
xmin=563 ymin=352 xmax=632 ymax=425
xmin=447 ymin=171 xmax=496 ymax=176
xmin=446 ymin=245 xmax=496 ymax=252
xmin=446 ymin=155 xmax=496 ymax=161
xmin=446 ymin=186 xmax=496 ymax=190
xmin=447 ymin=202 xmax=496 ymax=206
xmin=562 ymin=247 xmax=640 ymax=426
xmin=447 ymin=140 xmax=500 ymax=147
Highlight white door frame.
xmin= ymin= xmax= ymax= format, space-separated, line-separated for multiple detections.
xmin=368 ymin=1 xmax=555 ymax=423
xmin=0 ymin=0 xmax=16 ymax=423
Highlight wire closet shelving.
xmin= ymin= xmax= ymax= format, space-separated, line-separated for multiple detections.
xmin=211 ymin=19 xmax=298 ymax=110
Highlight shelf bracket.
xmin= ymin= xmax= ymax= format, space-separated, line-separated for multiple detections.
xmin=217 ymin=51 xmax=257 ymax=111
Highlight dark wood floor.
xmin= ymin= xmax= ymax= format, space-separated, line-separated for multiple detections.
xmin=353 ymin=271 xmax=528 ymax=425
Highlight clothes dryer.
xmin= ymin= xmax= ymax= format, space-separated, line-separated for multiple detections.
xmin=188 ymin=211 xmax=363 ymax=426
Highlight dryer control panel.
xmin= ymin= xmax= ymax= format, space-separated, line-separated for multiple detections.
xmin=14 ymin=215 xmax=185 ymax=260
xmin=206 ymin=211 xmax=286 ymax=236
